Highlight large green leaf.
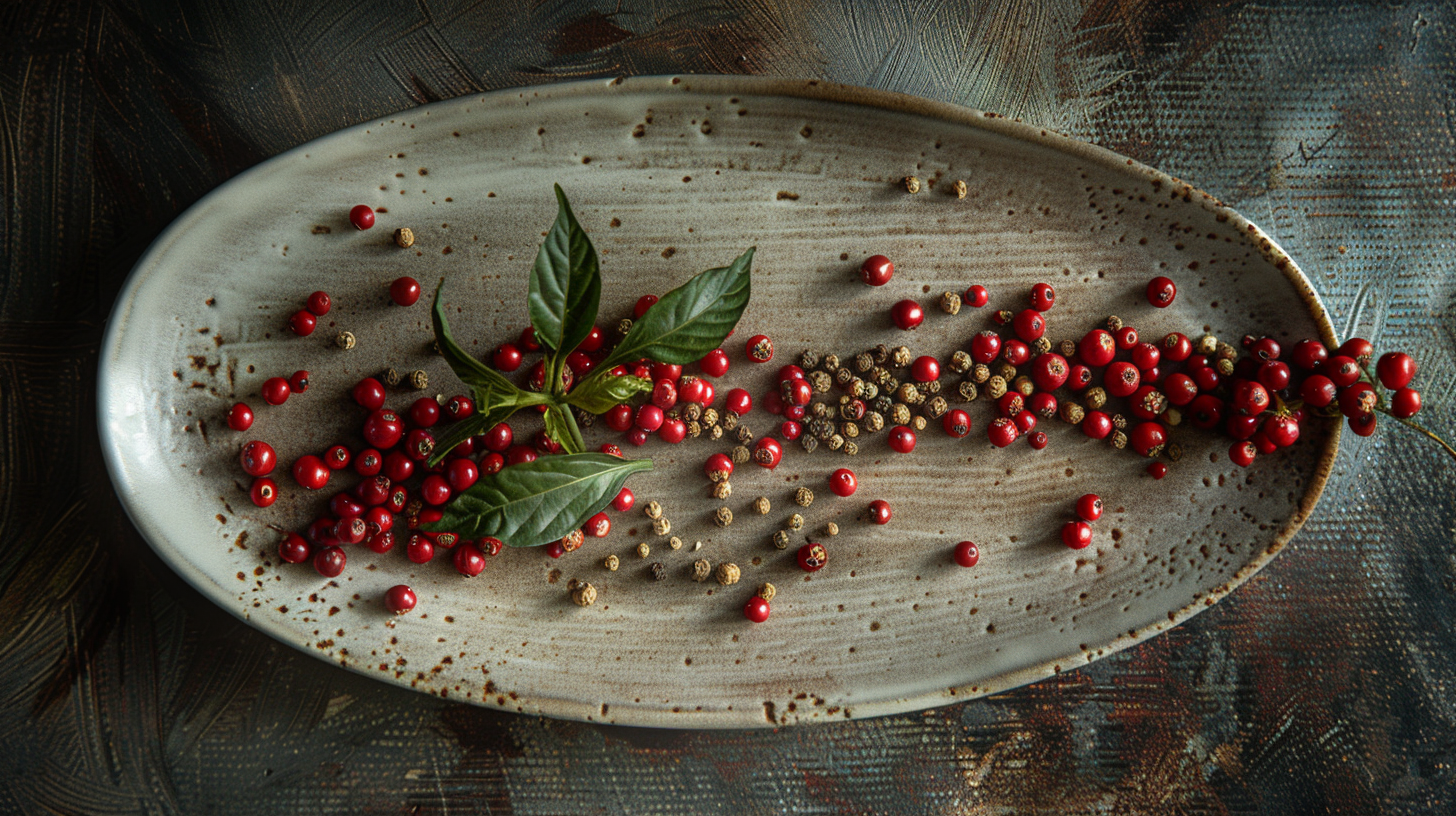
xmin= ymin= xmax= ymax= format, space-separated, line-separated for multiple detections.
xmin=423 ymin=453 xmax=653 ymax=547
xmin=528 ymin=184 xmax=601 ymax=356
xmin=599 ymin=247 xmax=754 ymax=370
xmin=566 ymin=372 xmax=653 ymax=415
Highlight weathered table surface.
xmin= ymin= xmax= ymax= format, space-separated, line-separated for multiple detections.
xmin=4 ymin=1 xmax=1454 ymax=812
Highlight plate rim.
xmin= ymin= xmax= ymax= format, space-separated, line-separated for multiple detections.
xmin=97 ymin=73 xmax=1341 ymax=728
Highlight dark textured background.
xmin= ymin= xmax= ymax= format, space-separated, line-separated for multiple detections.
xmin=4 ymin=1 xmax=1455 ymax=813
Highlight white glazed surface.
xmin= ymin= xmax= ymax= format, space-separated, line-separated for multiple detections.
xmin=99 ymin=76 xmax=1337 ymax=728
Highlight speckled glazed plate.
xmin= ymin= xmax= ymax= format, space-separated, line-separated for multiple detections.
xmin=100 ymin=76 xmax=1338 ymax=728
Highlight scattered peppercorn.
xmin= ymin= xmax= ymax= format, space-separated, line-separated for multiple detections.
xmin=644 ymin=501 xmax=663 ymax=520
xmin=650 ymin=562 xmax=667 ymax=581
xmin=572 ymin=582 xmax=597 ymax=607
xmin=757 ymin=582 xmax=777 ymax=601
xmin=409 ymin=369 xmax=428 ymax=390
xmin=787 ymin=513 xmax=805 ymax=530
xmin=636 ymin=542 xmax=651 ymax=558
xmin=604 ymin=554 xmax=619 ymax=571
xmin=714 ymin=507 xmax=734 ymax=528
xmin=902 ymin=175 xmax=921 ymax=194
xmin=335 ymin=331 xmax=356 ymax=350
xmin=952 ymin=179 xmax=968 ymax=199
xmin=753 ymin=496 xmax=771 ymax=515
xmin=824 ymin=522 xmax=839 ymax=536
xmin=692 ymin=559 xmax=712 ymax=581
xmin=715 ymin=562 xmax=741 ymax=585
xmin=652 ymin=517 xmax=671 ymax=536
xmin=772 ymin=530 xmax=791 ymax=550
xmin=711 ymin=481 xmax=733 ymax=500
xmin=939 ymin=291 xmax=962 ymax=315
xmin=393 ymin=227 xmax=415 ymax=248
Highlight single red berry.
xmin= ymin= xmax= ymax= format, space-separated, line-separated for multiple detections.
xmin=479 ymin=452 xmax=505 ymax=474
xmin=1028 ymin=431 xmax=1049 ymax=450
xmin=386 ymin=485 xmax=409 ymax=513
xmin=227 ymin=403 xmax=254 ymax=432
xmin=534 ymin=430 xmax=562 ymax=455
xmin=700 ymin=379 xmax=717 ymax=407
xmin=1146 ymin=276 xmax=1177 ymax=307
xmin=1265 ymin=415 xmax=1300 ymax=447
xmin=348 ymin=204 xmax=375 ymax=230
xmin=330 ymin=491 xmax=365 ymax=521
xmin=1081 ymin=411 xmax=1112 ymax=440
xmin=249 ymin=477 xmax=278 ymax=507
xmin=306 ymin=517 xmax=339 ymax=547
xmin=445 ymin=395 xmax=474 ymax=421
xmin=1187 ymin=395 xmax=1225 ymax=430
xmin=323 ymin=444 xmax=351 ymax=471
xmin=333 ymin=516 xmax=367 ymax=546
xmin=518 ymin=326 xmax=541 ymax=352
xmin=1323 ymin=356 xmax=1361 ymax=388
xmin=705 ymin=452 xmax=735 ymax=481
xmin=678 ymin=375 xmax=707 ymax=404
xmin=1012 ymin=309 xmax=1045 ymax=342
xmin=603 ymin=403 xmax=634 ymax=432
xmin=544 ymin=540 xmax=564 ymax=559
xmin=1338 ymin=337 xmax=1374 ymax=365
xmin=1391 ymin=387 xmax=1422 ymax=418
xmin=1078 ymin=329 xmax=1116 ymax=367
xmin=911 ymin=356 xmax=940 ymax=383
xmin=288 ymin=309 xmax=317 ymax=337
xmin=1191 ymin=364 xmax=1221 ymax=392
xmin=860 ymin=254 xmax=894 ymax=286
xmin=829 ymin=468 xmax=858 ymax=497
xmin=305 ymin=290 xmax=331 ymax=316
xmin=797 ymin=542 xmax=827 ymax=572
xmin=565 ymin=350 xmax=595 ymax=378
xmin=1067 ymin=364 xmax=1093 ymax=391
xmin=585 ymin=512 xmax=611 ymax=538
xmin=1147 ymin=461 xmax=1168 ymax=479
xmin=744 ymin=597 xmax=771 ymax=623
xmin=383 ymin=584 xmax=417 ymax=614
xmin=1130 ymin=343 xmax=1161 ymax=372
xmin=1290 ymin=339 xmax=1329 ymax=370
xmin=965 ymin=285 xmax=989 ymax=308
xmin=753 ymin=436 xmax=783 ymax=469
xmin=1028 ymin=392 xmax=1057 ymax=419
xmin=446 ymin=458 xmax=479 ymax=492
xmin=1229 ymin=440 xmax=1257 ymax=467
xmin=1349 ymin=412 xmax=1378 ymax=436
xmin=406 ymin=534 xmax=435 ymax=564
xmin=292 ymin=455 xmax=330 ymax=490
xmin=659 ymin=418 xmax=687 ymax=444
xmin=1031 ymin=353 xmax=1069 ymax=391
xmin=352 ymin=377 xmax=386 ymax=411
xmin=943 ymin=409 xmax=972 ymax=438
xmin=1103 ymin=362 xmax=1140 ymax=398
xmin=781 ymin=378 xmax=812 ymax=408
xmin=363 ymin=408 xmax=404 ymax=449
xmin=970 ymin=331 xmax=1002 ymax=364
xmin=1114 ymin=326 xmax=1139 ymax=350
xmin=888 ymin=425 xmax=917 ymax=453
xmin=724 ymin=388 xmax=752 ymax=415
xmin=1002 ymin=340 xmax=1031 ymax=367
xmin=261 ymin=377 xmax=291 ymax=406
xmin=283 ymin=372 xmax=309 ymax=396
xmin=699 ymin=348 xmax=730 ymax=377
xmin=1128 ymin=385 xmax=1168 ymax=420
xmin=575 ymin=326 xmax=604 ymax=354
xmin=867 ymin=500 xmax=892 ymax=525
xmin=354 ymin=449 xmax=383 ymax=477
xmin=407 ymin=397 xmax=439 ymax=428
xmin=314 ymin=546 xmax=347 ymax=577
xmin=389 ymin=276 xmax=421 ymax=306
xmin=746 ymin=334 xmax=774 ymax=362
xmin=382 ymin=450 xmax=414 ymax=482
xmin=403 ymin=428 xmax=435 ymax=462
xmin=1030 ymin=282 xmax=1056 ymax=312
xmin=1226 ymin=414 xmax=1262 ymax=441
xmin=891 ymin=300 xmax=924 ymax=330
xmin=996 ymin=392 xmax=1024 ymax=418
xmin=279 ymin=533 xmax=311 ymax=564
xmin=1376 ymin=352 xmax=1416 ymax=390
xmin=954 ymin=540 xmax=980 ymax=567
xmin=651 ymin=362 xmax=684 ymax=383
xmin=447 ymin=543 xmax=485 ymax=577
xmin=1013 ymin=411 xmax=1037 ymax=435
xmin=1129 ymin=422 xmax=1167 ymax=457
xmin=1338 ymin=382 xmax=1377 ymax=418
xmin=652 ymin=378 xmax=678 ymax=410
xmin=492 ymin=343 xmax=523 ymax=372
xmin=476 ymin=422 xmax=509 ymax=453
xmin=634 ymin=294 xmax=658 ymax=318
xmin=1231 ymin=379 xmax=1271 ymax=416
xmin=612 ymin=487 xmax=635 ymax=513
xmin=1257 ymin=361 xmax=1291 ymax=392
xmin=781 ymin=419 xmax=803 ymax=441
xmin=988 ymin=417 xmax=1019 ymax=447
xmin=635 ymin=404 xmax=664 ymax=433
xmin=1162 ymin=333 xmax=1192 ymax=362
xmin=1075 ymin=493 xmax=1102 ymax=522
xmin=239 ymin=440 xmax=277 ymax=477
xmin=1061 ymin=521 xmax=1092 ymax=550
xmin=478 ymin=537 xmax=503 ymax=556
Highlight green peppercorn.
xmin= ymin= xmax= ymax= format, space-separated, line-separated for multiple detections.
xmin=834 ymin=367 xmax=854 ymax=387
xmin=1216 ymin=342 xmax=1238 ymax=361
xmin=682 ymin=403 xmax=703 ymax=422
xmin=753 ymin=496 xmax=771 ymax=515
xmin=810 ymin=401 xmax=830 ymax=419
xmin=1162 ymin=408 xmax=1182 ymax=426
xmin=872 ymin=395 xmax=894 ymax=415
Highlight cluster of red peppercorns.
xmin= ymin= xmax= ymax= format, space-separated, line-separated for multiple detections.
xmin=1061 ymin=493 xmax=1102 ymax=549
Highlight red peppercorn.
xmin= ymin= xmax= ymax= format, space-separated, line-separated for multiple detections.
xmin=1081 ymin=411 xmax=1112 ymax=440
xmin=652 ymin=378 xmax=679 ymax=410
xmin=1114 ymin=326 xmax=1139 ymax=350
xmin=305 ymin=290 xmax=331 ymax=316
xmin=288 ymin=309 xmax=317 ymax=337
xmin=306 ymin=517 xmax=339 ymax=547
xmin=1002 ymin=339 xmax=1031 ymax=367
xmin=1104 ymin=362 xmax=1141 ymax=398
xmin=829 ymin=468 xmax=858 ymax=497
xmin=705 ymin=452 xmax=734 ymax=481
xmin=447 ymin=544 xmax=484 ymax=578
xmin=860 ymin=254 xmax=894 ymax=286
xmin=386 ymin=485 xmax=409 ymax=513
xmin=1030 ymin=282 xmax=1056 ymax=312
xmin=585 ymin=512 xmax=611 ymax=537
xmin=1338 ymin=337 xmax=1374 ymax=365
xmin=867 ymin=500 xmax=892 ymax=525
xmin=612 ymin=488 xmax=635 ymax=513
xmin=381 ymin=450 xmax=413 ymax=482
xmin=635 ymin=404 xmax=664 ymax=433
xmin=1078 ymin=329 xmax=1116 ymax=367
xmin=1377 ymin=352 xmax=1416 ymax=390
xmin=408 ymin=397 xmax=440 ymax=428
xmin=1348 ymin=412 xmax=1378 ymax=436
xmin=330 ymin=492 xmax=365 ymax=521
xmin=888 ymin=425 xmax=917 ymax=453
xmin=659 ymin=418 xmax=687 ymax=444
xmin=446 ymin=457 xmax=479 ymax=492
xmin=321 ymin=444 xmax=350 ymax=471
xmin=1229 ymin=440 xmax=1257 ymax=467
xmin=445 ymin=395 xmax=474 ymax=421
xmin=1338 ymin=382 xmax=1377 ymax=418
xmin=1028 ymin=431 xmax=1049 ymax=449
xmin=970 ymin=331 xmax=1002 ymax=364
xmin=965 ymin=285 xmax=989 ymax=308
xmin=781 ymin=419 xmax=802 ymax=440
xmin=1031 ymin=353 xmax=1069 ymax=391
xmin=1129 ymin=422 xmax=1167 ymax=457
xmin=1187 ymin=395 xmax=1225 ymax=430
xmin=1075 ymin=493 xmax=1102 ymax=522
xmin=351 ymin=377 xmax=385 ymax=411
xmin=1146 ymin=276 xmax=1177 ymax=307
xmin=1166 ymin=375 xmax=1201 ymax=408
xmin=1264 ymin=415 xmax=1300 ymax=447
xmin=227 ymin=403 xmax=254 ymax=432
xmin=239 ymin=440 xmax=277 ymax=477
xmin=565 ymin=351 xmax=595 ymax=379
xmin=699 ymin=348 xmax=730 ymax=377
xmin=1289 ymin=339 xmax=1329 ymax=370
xmin=744 ymin=597 xmax=771 ymax=623
xmin=1130 ymin=343 xmax=1161 ymax=372
xmin=678 ymin=375 xmax=707 ymax=404
xmin=356 ymin=476 xmax=392 ymax=508
xmin=988 ymin=417 xmax=1019 ymax=447
xmin=362 ymin=409 xmax=403 ymax=450
xmin=1256 ymin=360 xmax=1291 ymax=392
xmin=797 ymin=542 xmax=827 ymax=572
xmin=333 ymin=516 xmax=367 ymax=545
xmin=911 ymin=356 xmax=940 ymax=383
xmin=1162 ymin=333 xmax=1192 ymax=362
xmin=1391 ymin=387 xmax=1422 ymax=418
xmin=478 ymin=537 xmax=503 ymax=556
xmin=1230 ymin=380 xmax=1271 ymax=416
xmin=753 ymin=436 xmax=783 ymax=469
xmin=518 ymin=326 xmax=541 ymax=352
xmin=1013 ymin=411 xmax=1037 ymax=435
xmin=1323 ymin=356 xmax=1361 ymax=388
xmin=1012 ymin=309 xmax=1045 ymax=342
xmin=1191 ymin=364 xmax=1221 ymax=392
xmin=1067 ymin=364 xmax=1093 ymax=391
xmin=249 ymin=477 xmax=278 ymax=507
xmin=535 ymin=430 xmax=562 ymax=455
xmin=279 ymin=533 xmax=311 ymax=564
xmin=996 ymin=392 xmax=1024 ymax=418
xmin=406 ymin=534 xmax=435 ymax=564
xmin=650 ymin=362 xmax=683 ymax=383
xmin=1028 ymin=392 xmax=1058 ymax=419
xmin=492 ymin=343 xmax=523 ymax=372
xmin=724 ymin=388 xmax=752 ymax=416
xmin=634 ymin=294 xmax=658 ymax=318
xmin=261 ymin=377 xmax=291 ymax=406
xmin=348 ymin=204 xmax=375 ymax=230
xmin=314 ymin=546 xmax=347 ymax=577
xmin=1147 ymin=462 xmax=1168 ymax=479
xmin=291 ymin=454 xmax=330 ymax=490
xmin=479 ymin=452 xmax=505 ymax=475
xmin=389 ymin=276 xmax=421 ymax=306
xmin=1061 ymin=521 xmax=1092 ymax=550
xmin=943 ymin=409 xmax=972 ymax=438
xmin=403 ymin=429 xmax=435 ymax=462
xmin=746 ymin=334 xmax=774 ymax=362
xmin=353 ymin=448 xmax=383 ymax=477
xmin=954 ymin=541 xmax=980 ymax=567
xmin=891 ymin=300 xmax=924 ymax=330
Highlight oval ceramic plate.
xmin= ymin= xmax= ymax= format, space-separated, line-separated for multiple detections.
xmin=100 ymin=76 xmax=1338 ymax=728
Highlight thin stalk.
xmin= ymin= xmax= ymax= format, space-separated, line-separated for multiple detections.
xmin=1377 ymin=407 xmax=1456 ymax=462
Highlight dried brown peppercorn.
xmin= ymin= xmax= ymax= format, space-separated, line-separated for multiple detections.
xmin=604 ymin=554 xmax=620 ymax=571
xmin=855 ymin=352 xmax=874 ymax=373
xmin=845 ymin=378 xmax=866 ymax=399
xmin=409 ymin=369 xmax=428 ymax=390
xmin=843 ymin=440 xmax=860 ymax=456
xmin=911 ymin=415 xmax=927 ymax=431
xmin=1110 ymin=413 xmax=1127 ymax=430
xmin=669 ymin=536 xmax=683 ymax=550
xmin=681 ymin=403 xmax=703 ymax=422
xmin=772 ymin=530 xmax=791 ymax=550
xmin=971 ymin=364 xmax=991 ymax=384
xmin=1032 ymin=337 xmax=1052 ymax=356
xmin=863 ymin=410 xmax=885 ymax=432
xmin=922 ymin=379 xmax=941 ymax=395
xmin=734 ymin=425 xmax=754 ymax=444
xmin=651 ymin=517 xmax=671 ymax=536
xmin=715 ymin=562 xmax=741 ymax=585
xmin=985 ymin=376 xmax=1008 ymax=400
xmin=1109 ymin=430 xmax=1128 ymax=449
xmin=834 ymin=367 xmax=855 ymax=387
xmin=685 ymin=420 xmax=702 ymax=438
xmin=708 ymin=425 xmax=724 ymax=440
xmin=786 ymin=513 xmax=805 ymax=531
xmin=753 ymin=496 xmax=771 ymax=515
xmin=841 ymin=421 xmax=860 ymax=438
xmin=572 ymin=582 xmax=597 ymax=607
xmin=1058 ymin=339 xmax=1078 ymax=357
xmin=692 ymin=559 xmax=712 ymax=581
xmin=644 ymin=501 xmax=663 ymax=520
xmin=823 ymin=522 xmax=839 ymax=536
xmin=1060 ymin=401 xmax=1086 ymax=424
xmin=872 ymin=394 xmax=894 ymax=415
xmin=381 ymin=367 xmax=402 ymax=388
xmin=636 ymin=542 xmax=651 ymax=558
xmin=1216 ymin=342 xmax=1239 ymax=361
xmin=616 ymin=317 xmax=634 ymax=337
xmin=939 ymin=291 xmax=962 ymax=315
xmin=949 ymin=350 xmax=973 ymax=374
xmin=902 ymin=175 xmax=921 ymax=194
xmin=1215 ymin=357 xmax=1235 ymax=376
xmin=757 ymin=583 xmax=776 ymax=601
xmin=721 ymin=411 xmax=739 ymax=431
xmin=731 ymin=445 xmax=751 ymax=465
xmin=873 ymin=344 xmax=891 ymax=364
xmin=650 ymin=562 xmax=667 ymax=581
xmin=701 ymin=408 xmax=720 ymax=426
xmin=799 ymin=350 xmax=820 ymax=369
xmin=1167 ymin=442 xmax=1184 ymax=461
xmin=1196 ymin=334 xmax=1219 ymax=355
xmin=892 ymin=346 xmax=912 ymax=368
xmin=891 ymin=403 xmax=912 ymax=425
xmin=1162 ymin=407 xmax=1182 ymax=426
xmin=794 ymin=487 xmax=814 ymax=507
xmin=393 ymin=227 xmax=415 ymax=248
xmin=994 ymin=362 xmax=1018 ymax=383
xmin=714 ymin=507 xmax=734 ymax=528
xmin=335 ymin=331 xmax=356 ymax=350
xmin=711 ymin=481 xmax=733 ymax=500
xmin=810 ymin=401 xmax=831 ymax=419
xmin=925 ymin=396 xmax=949 ymax=419
xmin=822 ymin=353 xmax=841 ymax=371
xmin=1084 ymin=387 xmax=1107 ymax=410
xmin=809 ymin=371 xmax=832 ymax=393
xmin=861 ymin=382 xmax=880 ymax=401
xmin=1012 ymin=376 xmax=1035 ymax=397
xmin=951 ymin=179 xmax=968 ymax=198
xmin=800 ymin=435 xmax=819 ymax=453
xmin=827 ymin=433 xmax=845 ymax=450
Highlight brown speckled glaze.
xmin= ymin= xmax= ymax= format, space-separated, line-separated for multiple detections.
xmin=99 ymin=76 xmax=1338 ymax=728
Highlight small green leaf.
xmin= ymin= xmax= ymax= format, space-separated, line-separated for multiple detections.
xmin=433 ymin=281 xmax=531 ymax=395
xmin=542 ymin=403 xmax=585 ymax=455
xmin=566 ymin=372 xmax=653 ymax=414
xmin=528 ymin=185 xmax=602 ymax=356
xmin=424 ymin=453 xmax=653 ymax=547
xmin=600 ymin=247 xmax=754 ymax=370
xmin=426 ymin=413 xmax=491 ymax=468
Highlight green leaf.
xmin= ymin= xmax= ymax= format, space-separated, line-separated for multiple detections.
xmin=426 ymin=413 xmax=492 ymax=468
xmin=542 ymin=403 xmax=585 ymax=455
xmin=423 ymin=453 xmax=653 ymax=547
xmin=528 ymin=185 xmax=602 ymax=356
xmin=600 ymin=247 xmax=754 ymax=370
xmin=433 ymin=281 xmax=531 ymax=396
xmin=566 ymin=372 xmax=653 ymax=414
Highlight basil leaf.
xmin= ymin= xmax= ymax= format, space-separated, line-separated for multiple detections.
xmin=433 ymin=281 xmax=529 ymax=395
xmin=528 ymin=184 xmax=601 ymax=356
xmin=566 ymin=372 xmax=653 ymax=414
xmin=424 ymin=453 xmax=653 ymax=547
xmin=542 ymin=403 xmax=585 ymax=455
xmin=600 ymin=247 xmax=754 ymax=370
